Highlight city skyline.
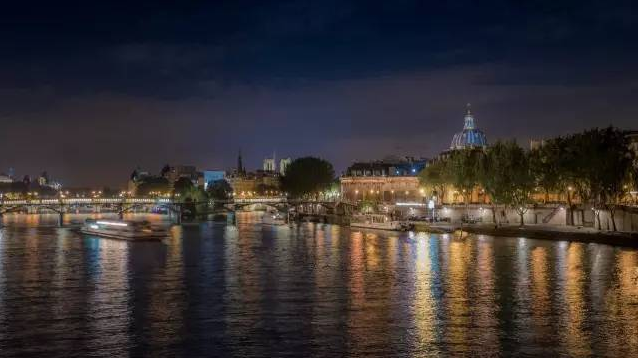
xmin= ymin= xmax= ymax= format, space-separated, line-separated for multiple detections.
xmin=1 ymin=1 xmax=637 ymax=186
xmin=1 ymin=3 xmax=638 ymax=356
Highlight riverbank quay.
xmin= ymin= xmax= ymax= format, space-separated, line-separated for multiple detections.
xmin=428 ymin=223 xmax=638 ymax=248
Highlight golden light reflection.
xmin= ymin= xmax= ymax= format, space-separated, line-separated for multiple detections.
xmin=224 ymin=212 xmax=267 ymax=356
xmin=604 ymin=250 xmax=638 ymax=355
xmin=386 ymin=234 xmax=398 ymax=272
xmin=364 ymin=233 xmax=380 ymax=270
xmin=330 ymin=224 xmax=341 ymax=261
xmin=530 ymin=246 xmax=552 ymax=340
xmin=346 ymin=230 xmax=371 ymax=355
xmin=445 ymin=238 xmax=471 ymax=351
xmin=349 ymin=231 xmax=365 ymax=304
xmin=146 ymin=224 xmax=185 ymax=350
xmin=413 ymin=234 xmax=437 ymax=351
xmin=472 ymin=238 xmax=498 ymax=355
xmin=562 ymin=243 xmax=592 ymax=356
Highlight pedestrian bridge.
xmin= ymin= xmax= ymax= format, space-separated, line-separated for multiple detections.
xmin=0 ymin=196 xmax=357 ymax=227
xmin=0 ymin=196 xmax=287 ymax=206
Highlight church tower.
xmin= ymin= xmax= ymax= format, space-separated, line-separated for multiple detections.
xmin=237 ymin=149 xmax=245 ymax=176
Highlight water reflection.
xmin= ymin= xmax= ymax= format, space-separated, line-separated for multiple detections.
xmin=530 ymin=246 xmax=552 ymax=344
xmin=0 ymin=214 xmax=637 ymax=356
xmin=86 ymin=238 xmax=131 ymax=355
xmin=413 ymin=233 xmax=439 ymax=356
xmin=563 ymin=243 xmax=592 ymax=356
xmin=472 ymin=237 xmax=498 ymax=355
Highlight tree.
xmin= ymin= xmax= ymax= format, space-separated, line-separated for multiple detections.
xmin=479 ymin=140 xmax=534 ymax=226
xmin=594 ymin=127 xmax=634 ymax=231
xmin=509 ymin=147 xmax=535 ymax=226
xmin=181 ymin=185 xmax=208 ymax=219
xmin=207 ymin=179 xmax=232 ymax=200
xmin=173 ymin=177 xmax=194 ymax=197
xmin=563 ymin=131 xmax=597 ymax=225
xmin=280 ymin=157 xmax=335 ymax=199
xmin=540 ymin=127 xmax=634 ymax=230
xmin=480 ymin=141 xmax=515 ymax=227
xmin=418 ymin=159 xmax=450 ymax=203
xmin=529 ymin=139 xmax=565 ymax=203
xmin=448 ymin=149 xmax=482 ymax=217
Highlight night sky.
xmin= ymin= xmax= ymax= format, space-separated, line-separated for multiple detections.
xmin=1 ymin=1 xmax=637 ymax=187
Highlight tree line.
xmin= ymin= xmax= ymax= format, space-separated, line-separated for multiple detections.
xmin=419 ymin=127 xmax=637 ymax=230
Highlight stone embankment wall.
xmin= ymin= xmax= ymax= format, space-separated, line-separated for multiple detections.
xmin=437 ymin=204 xmax=638 ymax=233
xmin=598 ymin=206 xmax=638 ymax=232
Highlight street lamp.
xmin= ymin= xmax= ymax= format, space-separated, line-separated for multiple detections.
xmin=428 ymin=199 xmax=435 ymax=220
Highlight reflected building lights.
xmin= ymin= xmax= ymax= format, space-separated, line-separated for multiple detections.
xmin=413 ymin=235 xmax=438 ymax=352
xmin=562 ymin=243 xmax=592 ymax=356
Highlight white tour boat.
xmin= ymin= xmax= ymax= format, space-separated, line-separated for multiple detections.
xmin=350 ymin=214 xmax=412 ymax=231
xmin=80 ymin=219 xmax=168 ymax=240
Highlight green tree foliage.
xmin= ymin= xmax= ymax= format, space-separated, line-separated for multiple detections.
xmin=418 ymin=159 xmax=450 ymax=202
xmin=207 ymin=179 xmax=232 ymax=200
xmin=448 ymin=149 xmax=482 ymax=206
xmin=480 ymin=141 xmax=514 ymax=226
xmin=545 ymin=127 xmax=635 ymax=230
xmin=479 ymin=140 xmax=534 ymax=226
xmin=417 ymin=127 xmax=634 ymax=231
xmin=180 ymin=184 xmax=207 ymax=219
xmin=280 ymin=157 xmax=335 ymax=199
xmin=509 ymin=146 xmax=535 ymax=226
xmin=588 ymin=127 xmax=633 ymax=230
xmin=173 ymin=177 xmax=194 ymax=197
xmin=529 ymin=138 xmax=565 ymax=202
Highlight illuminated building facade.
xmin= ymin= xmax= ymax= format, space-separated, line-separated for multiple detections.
xmin=263 ymin=158 xmax=276 ymax=172
xmin=279 ymin=158 xmax=292 ymax=175
xmin=203 ymin=170 xmax=226 ymax=189
xmin=340 ymin=176 xmax=422 ymax=203
xmin=340 ymin=156 xmax=428 ymax=203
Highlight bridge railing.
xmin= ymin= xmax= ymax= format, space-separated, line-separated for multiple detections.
xmin=0 ymin=197 xmax=295 ymax=206
xmin=0 ymin=196 xmax=358 ymax=207
xmin=232 ymin=197 xmax=287 ymax=204
xmin=0 ymin=198 xmax=172 ymax=205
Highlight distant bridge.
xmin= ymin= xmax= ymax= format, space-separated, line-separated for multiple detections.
xmin=0 ymin=197 xmax=357 ymax=226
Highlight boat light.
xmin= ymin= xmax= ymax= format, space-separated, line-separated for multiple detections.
xmin=396 ymin=202 xmax=426 ymax=206
xmin=96 ymin=221 xmax=128 ymax=227
xmin=90 ymin=224 xmax=99 ymax=229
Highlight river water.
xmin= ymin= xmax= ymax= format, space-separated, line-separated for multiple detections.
xmin=0 ymin=213 xmax=637 ymax=357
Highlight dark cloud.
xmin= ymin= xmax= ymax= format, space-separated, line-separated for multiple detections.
xmin=0 ymin=0 xmax=637 ymax=186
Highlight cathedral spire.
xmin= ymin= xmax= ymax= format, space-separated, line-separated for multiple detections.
xmin=237 ymin=149 xmax=245 ymax=175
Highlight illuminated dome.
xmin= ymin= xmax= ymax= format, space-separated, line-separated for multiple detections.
xmin=450 ymin=104 xmax=488 ymax=150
